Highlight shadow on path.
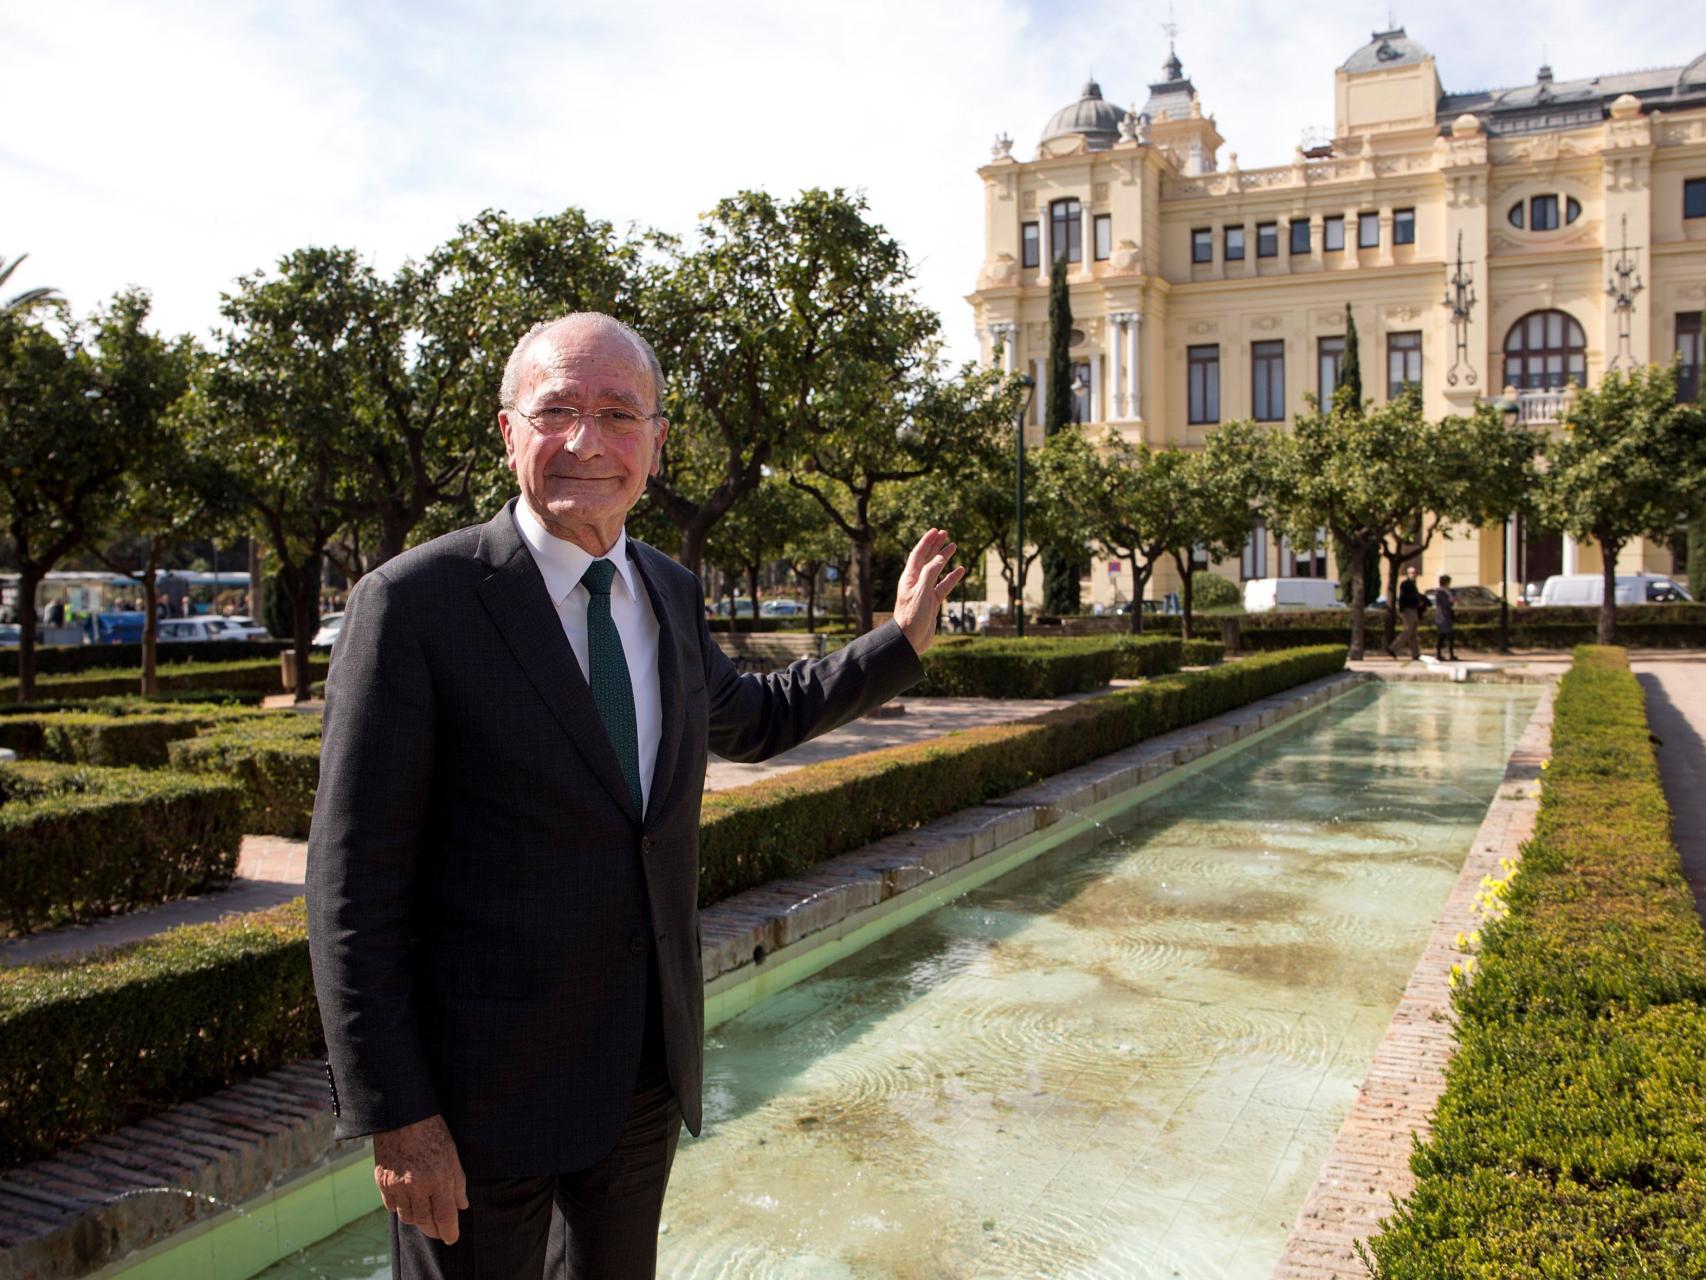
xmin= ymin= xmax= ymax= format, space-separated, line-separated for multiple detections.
xmin=1637 ymin=665 xmax=1706 ymax=931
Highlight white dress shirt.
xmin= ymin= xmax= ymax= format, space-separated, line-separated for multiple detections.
xmin=513 ymin=500 xmax=663 ymax=814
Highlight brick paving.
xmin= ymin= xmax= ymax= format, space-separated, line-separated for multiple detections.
xmin=1270 ymin=681 xmax=1555 ymax=1279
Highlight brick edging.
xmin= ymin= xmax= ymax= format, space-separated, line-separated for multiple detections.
xmin=1269 ymin=683 xmax=1555 ymax=1279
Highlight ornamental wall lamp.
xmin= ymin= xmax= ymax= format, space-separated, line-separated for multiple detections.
xmin=1605 ymin=213 xmax=1644 ymax=371
xmin=1442 ymin=230 xmax=1478 ymax=387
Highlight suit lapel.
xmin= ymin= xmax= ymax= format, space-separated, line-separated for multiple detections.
xmin=475 ymin=501 xmax=641 ymax=825
xmin=628 ymin=540 xmax=686 ymax=832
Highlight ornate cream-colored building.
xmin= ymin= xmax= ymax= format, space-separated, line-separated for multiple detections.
xmin=970 ymin=30 xmax=1706 ymax=609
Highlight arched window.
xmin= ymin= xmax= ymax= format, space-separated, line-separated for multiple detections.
xmin=1503 ymin=310 xmax=1586 ymax=390
xmin=1050 ymin=198 xmax=1082 ymax=265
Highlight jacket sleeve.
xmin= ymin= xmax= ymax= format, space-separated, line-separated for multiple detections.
xmin=702 ymin=617 xmax=926 ymax=764
xmin=306 ymin=569 xmax=441 ymax=1140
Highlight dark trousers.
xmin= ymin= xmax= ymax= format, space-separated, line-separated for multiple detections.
xmin=391 ymin=980 xmax=681 ymax=1279
xmin=1436 ymin=627 xmax=1457 ymax=660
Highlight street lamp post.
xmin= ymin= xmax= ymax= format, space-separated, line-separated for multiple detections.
xmin=1488 ymin=393 xmax=1521 ymax=655
xmin=1014 ymin=375 xmax=1036 ymax=638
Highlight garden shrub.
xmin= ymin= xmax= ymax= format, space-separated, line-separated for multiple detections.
xmin=0 ymin=761 xmax=245 ymax=936
xmin=697 ymin=645 xmax=1347 ymax=903
xmin=170 ymin=717 xmax=324 ymax=838
xmin=913 ymin=634 xmax=1183 ymax=697
xmin=1365 ymin=647 xmax=1706 ymax=1278
xmin=0 ymin=639 xmax=290 ymax=678
xmin=1189 ymin=572 xmax=1242 ymax=610
xmin=0 ymin=656 xmax=328 ymax=703
xmin=1179 ymin=639 xmax=1224 ymax=666
xmin=0 ymin=701 xmax=270 ymax=768
xmin=0 ymin=899 xmax=318 ymax=1168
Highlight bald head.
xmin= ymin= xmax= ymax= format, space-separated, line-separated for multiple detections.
xmin=498 ymin=313 xmax=664 ymax=414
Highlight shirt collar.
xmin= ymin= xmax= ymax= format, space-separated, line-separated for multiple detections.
xmin=512 ymin=499 xmax=638 ymax=606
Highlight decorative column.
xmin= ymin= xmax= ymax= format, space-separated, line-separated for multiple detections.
xmin=1127 ymin=312 xmax=1143 ymax=420
xmin=1107 ymin=316 xmax=1124 ymax=419
xmin=1089 ymin=350 xmax=1102 ymax=421
xmin=1563 ymin=535 xmax=1579 ymax=575
xmin=1033 ymin=359 xmax=1047 ymax=427
xmin=1081 ymin=204 xmax=1094 ymax=276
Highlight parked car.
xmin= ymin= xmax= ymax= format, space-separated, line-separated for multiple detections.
xmin=1426 ymin=584 xmax=1502 ymax=609
xmin=312 ymin=612 xmax=345 ymax=648
xmin=1538 ymin=573 xmax=1692 ymax=606
xmin=0 ymin=624 xmax=18 ymax=648
xmin=157 ymin=617 xmax=241 ymax=643
xmin=1242 ymin=577 xmax=1344 ymax=612
xmin=218 ymin=615 xmax=271 ymax=641
xmin=92 ymin=611 xmax=147 ymax=644
xmin=759 ymin=598 xmax=805 ymax=617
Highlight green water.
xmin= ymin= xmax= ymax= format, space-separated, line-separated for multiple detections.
xmin=262 ymin=682 xmax=1536 ymax=1279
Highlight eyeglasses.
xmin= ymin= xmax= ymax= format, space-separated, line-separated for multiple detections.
xmin=512 ymin=405 xmax=658 ymax=438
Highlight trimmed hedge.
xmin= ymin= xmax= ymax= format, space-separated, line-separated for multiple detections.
xmin=697 ymin=645 xmax=1347 ymax=904
xmin=911 ymin=635 xmax=1184 ymax=698
xmin=1240 ymin=620 xmax=1706 ymax=651
xmin=0 ymin=638 xmax=290 ymax=678
xmin=0 ymin=761 xmax=245 ymax=937
xmin=1365 ymin=647 xmax=1706 ymax=1278
xmin=0 ymin=656 xmax=328 ymax=703
xmin=0 ymin=900 xmax=318 ymax=1168
xmin=0 ymin=701 xmax=269 ymax=768
xmin=1179 ymin=639 xmax=1224 ymax=667
xmin=170 ymin=717 xmax=324 ymax=838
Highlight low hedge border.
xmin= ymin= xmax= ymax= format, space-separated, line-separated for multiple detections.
xmin=0 ymin=900 xmax=317 ymax=1169
xmin=1239 ymin=621 xmax=1706 ymax=651
xmin=0 ymin=701 xmax=271 ymax=768
xmin=0 ymin=657 xmax=329 ymax=703
xmin=696 ymin=644 xmax=1347 ymax=903
xmin=0 ymin=646 xmax=1345 ymax=1167
xmin=0 ymin=639 xmax=291 ymax=679
xmin=169 ymin=717 xmax=325 ymax=838
xmin=1365 ymin=647 xmax=1706 ymax=1277
xmin=0 ymin=761 xmax=245 ymax=938
xmin=911 ymin=634 xmax=1185 ymax=698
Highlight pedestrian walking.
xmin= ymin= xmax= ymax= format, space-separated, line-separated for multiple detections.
xmin=1391 ymin=565 xmax=1423 ymax=660
xmin=1434 ymin=574 xmax=1458 ymax=661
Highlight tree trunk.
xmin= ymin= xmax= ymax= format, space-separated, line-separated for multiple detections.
xmin=803 ymin=566 xmax=819 ymax=634
xmin=289 ymin=556 xmax=323 ymax=703
xmin=1181 ymin=565 xmax=1195 ymax=641
xmin=1599 ymin=536 xmax=1620 ymax=645
xmin=747 ymin=564 xmax=761 ymax=625
xmin=15 ymin=566 xmax=42 ymax=703
xmin=1348 ymin=543 xmax=1368 ymax=659
xmin=1382 ymin=552 xmax=1402 ymax=651
xmin=374 ymin=511 xmax=406 ymax=572
xmin=140 ymin=542 xmax=161 ymax=697
xmin=679 ymin=524 xmax=707 ymax=585
xmin=1128 ymin=565 xmax=1149 ymax=634
xmin=247 ymin=534 xmax=262 ymax=617
xmin=851 ymin=533 xmax=876 ymax=636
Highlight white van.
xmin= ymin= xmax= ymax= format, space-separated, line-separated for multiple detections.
xmin=1538 ymin=573 xmax=1693 ymax=606
xmin=1242 ymin=577 xmax=1344 ymax=612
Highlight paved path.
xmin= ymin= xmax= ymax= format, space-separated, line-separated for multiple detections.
xmin=0 ymin=693 xmax=1097 ymax=967
xmin=1634 ymin=655 xmax=1706 ymax=929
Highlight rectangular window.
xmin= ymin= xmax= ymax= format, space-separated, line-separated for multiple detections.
xmin=1070 ymin=360 xmax=1092 ymax=422
xmin=1530 ymin=194 xmax=1559 ymax=231
xmin=1394 ymin=208 xmax=1416 ymax=245
xmin=1225 ymin=226 xmax=1246 ymax=261
xmin=1323 ymin=216 xmax=1345 ymax=252
xmin=1252 ymin=340 xmax=1286 ymax=421
xmin=1187 ymin=345 xmax=1220 ymax=424
xmin=1317 ymin=335 xmax=1345 ymax=402
xmin=1191 ymin=228 xmax=1213 ymax=263
xmin=1021 ymin=222 xmax=1039 ymax=269
xmin=1290 ymin=219 xmax=1311 ymax=255
xmin=1679 ymin=312 xmax=1703 ymax=402
xmin=1242 ymin=517 xmax=1268 ymax=580
xmin=1050 ymin=199 xmax=1083 ymax=264
xmin=1256 ymin=222 xmax=1278 ymax=258
xmin=1093 ymin=214 xmax=1112 ymax=261
xmin=1358 ymin=212 xmax=1380 ymax=249
xmin=1687 ymin=178 xmax=1706 ymax=220
xmin=1387 ymin=331 xmax=1423 ymax=400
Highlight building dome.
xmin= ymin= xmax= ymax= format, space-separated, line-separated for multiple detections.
xmin=1040 ymin=79 xmax=1128 ymax=150
xmin=1341 ymin=27 xmax=1430 ymax=73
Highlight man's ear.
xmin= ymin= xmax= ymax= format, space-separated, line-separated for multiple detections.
xmin=649 ymin=419 xmax=670 ymax=477
xmin=498 ymin=411 xmax=518 ymax=470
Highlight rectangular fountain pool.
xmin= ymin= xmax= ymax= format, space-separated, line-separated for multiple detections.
xmin=258 ymin=681 xmax=1538 ymax=1280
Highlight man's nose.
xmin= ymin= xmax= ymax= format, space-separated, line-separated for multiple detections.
xmin=561 ymin=421 xmax=604 ymax=457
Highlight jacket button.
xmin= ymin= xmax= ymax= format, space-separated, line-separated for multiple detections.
xmin=640 ymin=836 xmax=653 ymax=854
xmin=629 ymin=936 xmax=646 ymax=956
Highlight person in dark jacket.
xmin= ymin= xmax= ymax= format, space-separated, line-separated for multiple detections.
xmin=1434 ymin=574 xmax=1458 ymax=661
xmin=1389 ymin=565 xmax=1424 ymax=660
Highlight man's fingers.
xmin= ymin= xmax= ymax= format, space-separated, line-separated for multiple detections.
xmin=430 ymin=1189 xmax=461 ymax=1245
xmin=908 ymin=529 xmax=946 ymax=579
xmin=933 ymin=566 xmax=968 ymax=602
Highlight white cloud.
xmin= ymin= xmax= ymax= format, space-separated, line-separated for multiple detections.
xmin=2 ymin=0 xmax=1692 ymax=361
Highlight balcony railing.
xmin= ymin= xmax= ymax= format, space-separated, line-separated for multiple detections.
xmin=1516 ymin=388 xmax=1573 ymax=425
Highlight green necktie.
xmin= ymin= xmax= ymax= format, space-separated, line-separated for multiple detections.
xmin=580 ymin=558 xmax=642 ymax=814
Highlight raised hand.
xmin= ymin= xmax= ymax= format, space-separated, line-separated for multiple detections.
xmin=893 ymin=528 xmax=967 ymax=656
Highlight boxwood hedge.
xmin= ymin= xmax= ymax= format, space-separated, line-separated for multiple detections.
xmin=1364 ymin=647 xmax=1706 ymax=1278
xmin=0 ymin=900 xmax=318 ymax=1168
xmin=911 ymin=634 xmax=1185 ymax=697
xmin=0 ymin=701 xmax=270 ymax=768
xmin=0 ymin=761 xmax=245 ymax=936
xmin=0 ymin=638 xmax=291 ymax=678
xmin=0 ymin=656 xmax=328 ymax=703
xmin=169 ymin=716 xmax=324 ymax=838
xmin=0 ymin=646 xmax=1345 ymax=1166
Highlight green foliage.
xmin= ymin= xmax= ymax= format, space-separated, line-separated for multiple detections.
xmin=0 ymin=657 xmax=325 ymax=703
xmin=169 ymin=716 xmax=324 ymax=838
xmin=1179 ymin=639 xmax=1225 ymax=666
xmin=1365 ymin=648 xmax=1706 ymax=1278
xmin=0 ymin=639 xmax=290 ymax=679
xmin=0 ymin=900 xmax=318 ymax=1169
xmin=0 ymin=701 xmax=267 ymax=768
xmin=911 ymin=635 xmax=1183 ymax=698
xmin=696 ymin=646 xmax=1347 ymax=904
xmin=1045 ymin=257 xmax=1073 ymax=437
xmin=262 ymin=573 xmax=294 ymax=640
xmin=1340 ymin=302 xmax=1362 ymax=407
xmin=0 ymin=760 xmax=245 ymax=937
xmin=1189 ymin=572 xmax=1241 ymax=610
xmin=0 ymin=252 xmax=59 ymax=314
xmin=1537 ymin=365 xmax=1706 ymax=644
xmin=1691 ymin=512 xmax=1706 ymax=603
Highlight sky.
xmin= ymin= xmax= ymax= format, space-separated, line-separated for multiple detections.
xmin=3 ymin=0 xmax=1692 ymax=364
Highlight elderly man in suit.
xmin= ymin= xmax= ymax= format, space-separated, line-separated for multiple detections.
xmin=306 ymin=312 xmax=964 ymax=1279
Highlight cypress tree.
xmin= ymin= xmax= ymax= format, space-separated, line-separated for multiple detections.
xmin=1689 ymin=510 xmax=1705 ymax=602
xmin=1334 ymin=303 xmax=1378 ymax=608
xmin=1042 ymin=255 xmax=1081 ymax=614
xmin=1340 ymin=301 xmax=1362 ymax=409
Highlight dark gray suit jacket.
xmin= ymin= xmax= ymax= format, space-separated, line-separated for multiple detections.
xmin=305 ymin=499 xmax=923 ymax=1177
